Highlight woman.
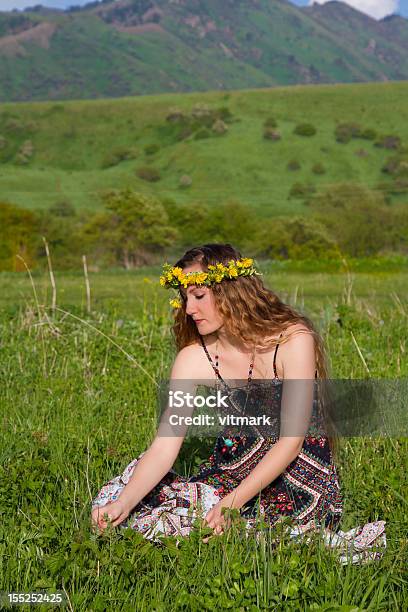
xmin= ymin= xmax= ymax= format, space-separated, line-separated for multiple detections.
xmin=91 ymin=244 xmax=385 ymax=561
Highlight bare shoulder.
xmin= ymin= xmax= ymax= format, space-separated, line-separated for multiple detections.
xmin=282 ymin=323 xmax=315 ymax=344
xmin=170 ymin=342 xmax=209 ymax=379
xmin=277 ymin=323 xmax=316 ymax=379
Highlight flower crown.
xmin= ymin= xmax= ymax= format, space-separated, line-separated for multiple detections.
xmin=159 ymin=257 xmax=261 ymax=308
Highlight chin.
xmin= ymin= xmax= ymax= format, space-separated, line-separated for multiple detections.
xmin=198 ymin=323 xmax=221 ymax=335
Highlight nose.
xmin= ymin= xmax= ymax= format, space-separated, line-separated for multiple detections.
xmin=185 ymin=296 xmax=198 ymax=316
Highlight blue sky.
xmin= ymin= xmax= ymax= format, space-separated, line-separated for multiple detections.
xmin=1 ymin=0 xmax=407 ymax=19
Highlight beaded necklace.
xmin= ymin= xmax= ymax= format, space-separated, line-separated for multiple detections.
xmin=200 ymin=336 xmax=256 ymax=454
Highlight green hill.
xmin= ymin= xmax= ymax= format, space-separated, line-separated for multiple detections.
xmin=0 ymin=81 xmax=407 ymax=216
xmin=0 ymin=0 xmax=408 ymax=102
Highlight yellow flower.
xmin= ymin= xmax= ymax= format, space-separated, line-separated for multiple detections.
xmin=194 ymin=272 xmax=208 ymax=285
xmin=160 ymin=257 xmax=257 ymax=289
xmin=169 ymin=298 xmax=182 ymax=309
xmin=172 ymin=267 xmax=183 ymax=279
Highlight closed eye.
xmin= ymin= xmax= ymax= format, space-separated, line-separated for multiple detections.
xmin=195 ymin=295 xmax=205 ymax=300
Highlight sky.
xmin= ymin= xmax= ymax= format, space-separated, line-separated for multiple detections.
xmin=0 ymin=0 xmax=407 ymax=20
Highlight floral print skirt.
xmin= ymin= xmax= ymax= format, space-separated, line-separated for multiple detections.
xmin=92 ymin=436 xmax=386 ymax=565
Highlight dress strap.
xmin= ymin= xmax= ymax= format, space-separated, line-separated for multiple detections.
xmin=273 ymin=333 xmax=283 ymax=379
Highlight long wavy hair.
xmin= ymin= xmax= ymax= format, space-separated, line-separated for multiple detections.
xmin=171 ymin=243 xmax=338 ymax=455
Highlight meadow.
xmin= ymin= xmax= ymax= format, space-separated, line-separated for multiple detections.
xmin=1 ymin=81 xmax=408 ymax=216
xmin=1 ymin=262 xmax=407 ymax=610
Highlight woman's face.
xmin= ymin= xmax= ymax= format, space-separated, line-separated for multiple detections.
xmin=181 ymin=263 xmax=224 ymax=335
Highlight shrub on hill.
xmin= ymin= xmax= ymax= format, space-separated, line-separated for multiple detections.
xmin=382 ymin=152 xmax=408 ymax=178
xmin=294 ymin=123 xmax=316 ymax=137
xmin=179 ymin=175 xmax=192 ymax=188
xmin=212 ymin=120 xmax=228 ymax=135
xmin=164 ymin=105 xmax=234 ymax=143
xmin=287 ymin=159 xmax=301 ymax=171
xmin=4 ymin=118 xmax=25 ymax=134
xmin=101 ymin=146 xmax=138 ymax=169
xmin=374 ymin=135 xmax=402 ymax=150
xmin=382 ymin=156 xmax=401 ymax=175
xmin=334 ymin=122 xmax=362 ymax=143
xmin=144 ymin=143 xmax=160 ymax=156
xmin=263 ymin=128 xmax=281 ymax=141
xmin=398 ymin=161 xmax=408 ymax=178
xmin=136 ymin=166 xmax=161 ymax=182
xmin=191 ymin=103 xmax=212 ymax=119
xmin=289 ymin=182 xmax=316 ymax=199
xmin=312 ymin=162 xmax=326 ymax=175
xmin=15 ymin=140 xmax=34 ymax=165
xmin=166 ymin=108 xmax=186 ymax=123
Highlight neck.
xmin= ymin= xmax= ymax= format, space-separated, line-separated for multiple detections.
xmin=212 ymin=326 xmax=254 ymax=354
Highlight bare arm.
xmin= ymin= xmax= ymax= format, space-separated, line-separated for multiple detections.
xmin=92 ymin=344 xmax=203 ymax=529
xmin=117 ymin=345 xmax=201 ymax=513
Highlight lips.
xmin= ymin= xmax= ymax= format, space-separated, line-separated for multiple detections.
xmin=194 ymin=319 xmax=204 ymax=324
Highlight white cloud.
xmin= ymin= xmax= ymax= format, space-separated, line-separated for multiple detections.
xmin=0 ymin=0 xmax=92 ymax=11
xmin=309 ymin=0 xmax=399 ymax=19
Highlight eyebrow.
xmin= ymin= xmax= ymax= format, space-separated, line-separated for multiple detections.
xmin=180 ymin=286 xmax=206 ymax=297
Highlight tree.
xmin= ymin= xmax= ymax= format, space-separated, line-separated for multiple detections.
xmin=0 ymin=202 xmax=38 ymax=271
xmin=252 ymin=216 xmax=338 ymax=260
xmin=36 ymin=201 xmax=83 ymax=269
xmin=82 ymin=189 xmax=179 ymax=268
xmin=309 ymin=183 xmax=394 ymax=257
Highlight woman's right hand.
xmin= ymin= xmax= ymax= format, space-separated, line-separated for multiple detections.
xmin=91 ymin=498 xmax=130 ymax=533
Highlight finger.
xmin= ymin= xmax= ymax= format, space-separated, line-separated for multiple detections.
xmin=111 ymin=513 xmax=126 ymax=527
xmin=214 ymin=525 xmax=224 ymax=535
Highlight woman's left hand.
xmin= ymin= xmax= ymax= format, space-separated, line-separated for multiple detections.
xmin=202 ymin=493 xmax=240 ymax=537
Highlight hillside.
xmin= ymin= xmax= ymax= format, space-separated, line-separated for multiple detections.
xmin=0 ymin=0 xmax=407 ymax=102
xmin=0 ymin=81 xmax=407 ymax=216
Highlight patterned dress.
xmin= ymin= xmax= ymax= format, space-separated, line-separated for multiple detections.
xmin=91 ymin=339 xmax=386 ymax=564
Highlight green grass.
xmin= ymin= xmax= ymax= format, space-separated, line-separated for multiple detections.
xmin=0 ymin=266 xmax=407 ymax=609
xmin=0 ymin=81 xmax=407 ymax=214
